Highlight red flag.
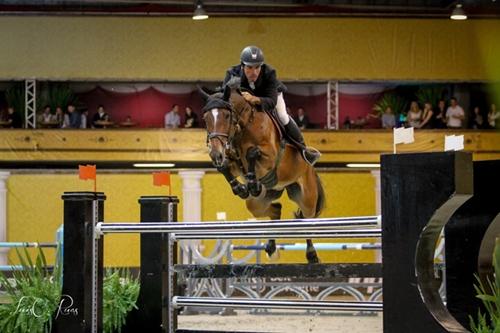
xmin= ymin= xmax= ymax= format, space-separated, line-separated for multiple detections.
xmin=153 ymin=172 xmax=171 ymax=187
xmin=79 ymin=165 xmax=96 ymax=180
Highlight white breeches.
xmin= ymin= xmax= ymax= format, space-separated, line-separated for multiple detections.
xmin=276 ymin=92 xmax=290 ymax=125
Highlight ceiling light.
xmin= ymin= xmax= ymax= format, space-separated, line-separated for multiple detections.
xmin=192 ymin=0 xmax=208 ymax=20
xmin=450 ymin=4 xmax=467 ymax=20
xmin=346 ymin=163 xmax=381 ymax=168
xmin=133 ymin=163 xmax=175 ymax=168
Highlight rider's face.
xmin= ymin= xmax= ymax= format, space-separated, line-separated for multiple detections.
xmin=243 ymin=65 xmax=261 ymax=83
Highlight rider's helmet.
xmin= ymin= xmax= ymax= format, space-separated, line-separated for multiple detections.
xmin=240 ymin=46 xmax=264 ymax=67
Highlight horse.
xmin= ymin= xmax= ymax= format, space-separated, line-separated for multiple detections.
xmin=200 ymin=84 xmax=325 ymax=264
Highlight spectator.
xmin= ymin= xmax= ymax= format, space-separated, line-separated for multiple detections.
xmin=407 ymin=101 xmax=422 ymax=128
xmin=433 ymin=100 xmax=447 ymax=129
xmin=445 ymin=97 xmax=465 ymax=129
xmin=419 ymin=102 xmax=434 ymax=129
xmin=488 ymin=103 xmax=500 ymax=129
xmin=6 ymin=106 xmax=22 ymax=128
xmin=381 ymin=106 xmax=396 ymax=129
xmin=183 ymin=106 xmax=198 ymax=128
xmin=55 ymin=106 xmax=69 ymax=128
xmin=80 ymin=109 xmax=89 ymax=129
xmin=165 ymin=104 xmax=180 ymax=128
xmin=92 ymin=105 xmax=109 ymax=128
xmin=38 ymin=105 xmax=53 ymax=123
xmin=294 ymin=107 xmax=310 ymax=129
xmin=67 ymin=104 xmax=81 ymax=128
xmin=352 ymin=116 xmax=367 ymax=129
xmin=397 ymin=112 xmax=407 ymax=128
xmin=468 ymin=107 xmax=484 ymax=129
xmin=342 ymin=116 xmax=352 ymax=129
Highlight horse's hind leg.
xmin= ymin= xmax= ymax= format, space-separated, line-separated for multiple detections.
xmin=245 ymin=146 xmax=262 ymax=197
xmin=245 ymin=199 xmax=282 ymax=259
xmin=306 ymin=239 xmax=319 ymax=264
xmin=264 ymin=202 xmax=282 ymax=259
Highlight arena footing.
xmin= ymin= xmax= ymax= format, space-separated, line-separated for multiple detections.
xmin=175 ymin=330 xmax=265 ymax=333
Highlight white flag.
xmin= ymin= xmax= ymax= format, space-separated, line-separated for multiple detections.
xmin=393 ymin=127 xmax=415 ymax=145
xmin=444 ymin=135 xmax=464 ymax=151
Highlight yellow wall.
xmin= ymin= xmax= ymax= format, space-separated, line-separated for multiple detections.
xmin=1 ymin=16 xmax=499 ymax=81
xmin=6 ymin=170 xmax=376 ymax=266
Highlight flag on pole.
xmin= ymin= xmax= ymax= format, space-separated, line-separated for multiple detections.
xmin=393 ymin=127 xmax=415 ymax=153
xmin=153 ymin=172 xmax=171 ymax=195
xmin=78 ymin=164 xmax=97 ymax=192
xmin=444 ymin=135 xmax=464 ymax=151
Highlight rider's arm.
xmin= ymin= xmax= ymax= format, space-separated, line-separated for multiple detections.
xmin=258 ymin=68 xmax=278 ymax=111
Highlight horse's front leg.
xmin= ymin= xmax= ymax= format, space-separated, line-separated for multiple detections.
xmin=245 ymin=146 xmax=263 ymax=197
xmin=217 ymin=161 xmax=249 ymax=199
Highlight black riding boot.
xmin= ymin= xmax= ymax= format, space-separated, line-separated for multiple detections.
xmin=284 ymin=119 xmax=321 ymax=166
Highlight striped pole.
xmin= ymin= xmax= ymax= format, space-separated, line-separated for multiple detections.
xmin=172 ymin=296 xmax=383 ymax=312
xmin=96 ymin=215 xmax=381 ymax=236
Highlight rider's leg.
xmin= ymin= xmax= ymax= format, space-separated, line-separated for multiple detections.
xmin=276 ymin=93 xmax=321 ymax=166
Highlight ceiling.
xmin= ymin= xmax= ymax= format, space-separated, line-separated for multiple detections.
xmin=0 ymin=0 xmax=499 ymax=19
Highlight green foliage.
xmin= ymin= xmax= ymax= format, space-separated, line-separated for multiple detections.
xmin=38 ymin=83 xmax=76 ymax=111
xmin=0 ymin=248 xmax=140 ymax=333
xmin=373 ymin=92 xmax=408 ymax=116
xmin=0 ymin=248 xmax=61 ymax=333
xmin=415 ymin=86 xmax=444 ymax=109
xmin=103 ymin=268 xmax=140 ymax=333
xmin=469 ymin=238 xmax=500 ymax=333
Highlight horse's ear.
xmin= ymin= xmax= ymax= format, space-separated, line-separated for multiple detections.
xmin=197 ymin=85 xmax=211 ymax=100
xmin=222 ymin=84 xmax=231 ymax=102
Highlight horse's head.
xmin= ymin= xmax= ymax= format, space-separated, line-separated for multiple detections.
xmin=200 ymin=85 xmax=234 ymax=169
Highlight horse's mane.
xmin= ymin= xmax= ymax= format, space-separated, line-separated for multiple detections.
xmin=202 ymin=91 xmax=232 ymax=113
xmin=225 ymin=76 xmax=241 ymax=90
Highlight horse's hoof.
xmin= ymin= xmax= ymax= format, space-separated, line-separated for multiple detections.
xmin=233 ymin=184 xmax=249 ymax=199
xmin=306 ymin=253 xmax=320 ymax=264
xmin=249 ymin=181 xmax=262 ymax=197
xmin=267 ymin=249 xmax=280 ymax=262
xmin=265 ymin=241 xmax=276 ymax=258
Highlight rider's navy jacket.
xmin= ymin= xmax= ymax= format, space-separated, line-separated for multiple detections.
xmin=223 ymin=64 xmax=279 ymax=113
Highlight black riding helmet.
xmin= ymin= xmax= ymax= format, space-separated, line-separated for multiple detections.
xmin=240 ymin=46 xmax=264 ymax=66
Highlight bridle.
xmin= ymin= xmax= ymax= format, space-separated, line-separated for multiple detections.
xmin=203 ymin=90 xmax=255 ymax=158
xmin=204 ymin=103 xmax=237 ymax=153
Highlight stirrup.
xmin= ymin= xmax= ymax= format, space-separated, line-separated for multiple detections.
xmin=302 ymin=147 xmax=321 ymax=166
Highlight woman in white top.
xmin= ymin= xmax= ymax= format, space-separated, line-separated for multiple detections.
xmin=407 ymin=101 xmax=422 ymax=128
xmin=488 ymin=104 xmax=500 ymax=129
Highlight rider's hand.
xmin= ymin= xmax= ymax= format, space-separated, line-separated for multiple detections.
xmin=241 ymin=92 xmax=260 ymax=105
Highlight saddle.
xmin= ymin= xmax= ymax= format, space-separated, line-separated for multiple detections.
xmin=265 ymin=107 xmax=307 ymax=152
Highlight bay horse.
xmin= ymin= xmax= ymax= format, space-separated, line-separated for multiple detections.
xmin=201 ymin=84 xmax=325 ymax=264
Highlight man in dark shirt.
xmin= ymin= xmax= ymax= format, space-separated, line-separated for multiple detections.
xmin=92 ymin=105 xmax=109 ymax=128
xmin=6 ymin=107 xmax=22 ymax=128
xmin=67 ymin=103 xmax=81 ymax=128
xmin=223 ymin=46 xmax=320 ymax=165
xmin=294 ymin=107 xmax=310 ymax=129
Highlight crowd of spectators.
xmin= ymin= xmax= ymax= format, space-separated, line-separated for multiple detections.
xmin=0 ymin=97 xmax=498 ymax=131
xmin=342 ymin=97 xmax=499 ymax=130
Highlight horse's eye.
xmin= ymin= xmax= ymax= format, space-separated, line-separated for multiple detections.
xmin=224 ymin=113 xmax=230 ymax=119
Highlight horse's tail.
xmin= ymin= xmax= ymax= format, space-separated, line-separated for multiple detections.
xmin=314 ymin=173 xmax=326 ymax=217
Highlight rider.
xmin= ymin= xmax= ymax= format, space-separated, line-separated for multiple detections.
xmin=223 ymin=45 xmax=321 ymax=166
